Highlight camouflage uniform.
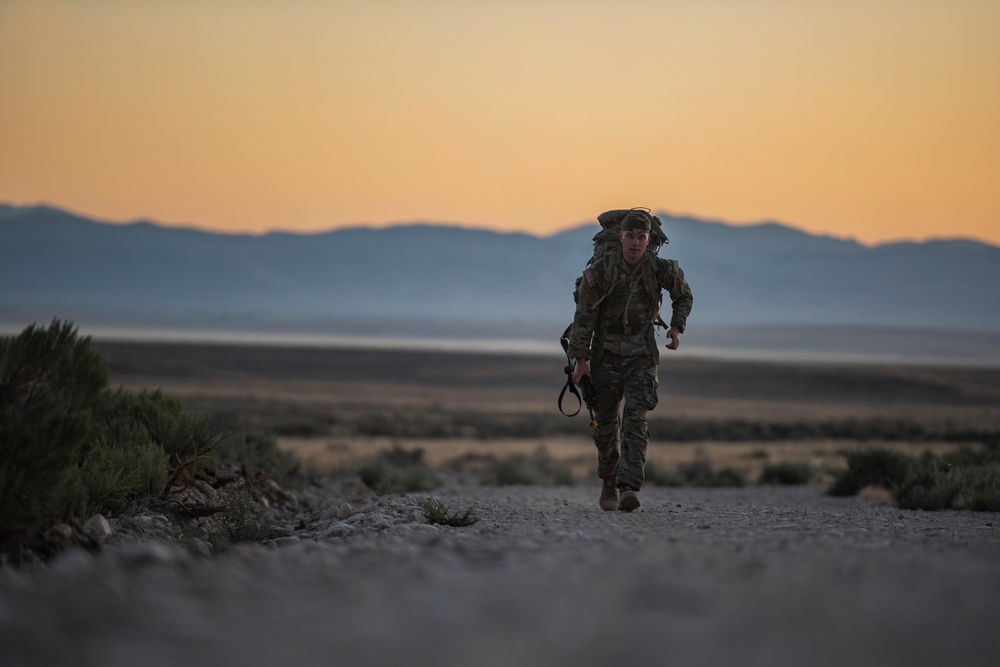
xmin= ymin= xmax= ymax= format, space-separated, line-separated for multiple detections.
xmin=567 ymin=246 xmax=693 ymax=492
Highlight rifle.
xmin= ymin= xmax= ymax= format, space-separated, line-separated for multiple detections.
xmin=558 ymin=325 xmax=598 ymax=432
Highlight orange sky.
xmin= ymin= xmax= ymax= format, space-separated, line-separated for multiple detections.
xmin=2 ymin=1 xmax=999 ymax=245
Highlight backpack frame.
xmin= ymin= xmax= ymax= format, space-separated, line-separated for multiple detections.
xmin=573 ymin=208 xmax=669 ymax=326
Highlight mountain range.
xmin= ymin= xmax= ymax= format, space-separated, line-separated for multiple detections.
xmin=2 ymin=204 xmax=999 ymax=341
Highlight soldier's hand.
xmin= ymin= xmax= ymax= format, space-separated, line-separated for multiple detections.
xmin=666 ymin=326 xmax=682 ymax=350
xmin=572 ymin=358 xmax=591 ymax=386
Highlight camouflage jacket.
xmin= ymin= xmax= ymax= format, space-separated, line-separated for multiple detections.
xmin=567 ymin=253 xmax=693 ymax=366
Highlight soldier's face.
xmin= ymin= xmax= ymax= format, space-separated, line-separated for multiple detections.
xmin=620 ymin=229 xmax=650 ymax=265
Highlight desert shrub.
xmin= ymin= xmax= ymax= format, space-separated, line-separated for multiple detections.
xmin=219 ymin=480 xmax=278 ymax=543
xmin=420 ymin=498 xmax=478 ymax=527
xmin=212 ymin=430 xmax=296 ymax=483
xmin=644 ymin=461 xmax=684 ymax=487
xmin=0 ymin=320 xmax=304 ymax=533
xmin=0 ymin=320 xmax=107 ymax=531
xmin=676 ymin=461 xmax=746 ymax=488
xmin=698 ymin=467 xmax=746 ymax=488
xmin=77 ymin=387 xmax=220 ymax=515
xmin=890 ymin=452 xmax=1000 ymax=512
xmin=892 ymin=456 xmax=963 ymax=511
xmin=828 ymin=444 xmax=1000 ymax=511
xmin=81 ymin=422 xmax=169 ymax=514
xmin=758 ymin=462 xmax=813 ymax=486
xmin=355 ymin=413 xmax=455 ymax=438
xmin=549 ymin=466 xmax=576 ymax=486
xmin=964 ymin=468 xmax=1000 ymax=512
xmin=101 ymin=388 xmax=218 ymax=464
xmin=480 ymin=448 xmax=575 ymax=487
xmin=481 ymin=455 xmax=545 ymax=486
xmin=828 ymin=447 xmax=911 ymax=497
xmin=671 ymin=460 xmax=709 ymax=485
xmin=941 ymin=441 xmax=1000 ymax=468
xmin=827 ymin=472 xmax=859 ymax=497
xmin=337 ymin=409 xmax=1000 ymax=444
xmin=357 ymin=446 xmax=442 ymax=495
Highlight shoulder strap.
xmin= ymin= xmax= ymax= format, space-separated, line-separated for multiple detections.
xmin=589 ymin=252 xmax=620 ymax=311
xmin=643 ymin=254 xmax=668 ymax=329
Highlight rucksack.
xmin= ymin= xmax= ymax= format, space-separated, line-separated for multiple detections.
xmin=571 ymin=208 xmax=669 ymax=323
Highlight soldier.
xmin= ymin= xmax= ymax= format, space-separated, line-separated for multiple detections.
xmin=568 ymin=210 xmax=693 ymax=511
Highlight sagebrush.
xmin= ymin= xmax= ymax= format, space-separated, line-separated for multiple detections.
xmin=829 ymin=444 xmax=1000 ymax=511
xmin=356 ymin=446 xmax=443 ymax=495
xmin=420 ymin=498 xmax=478 ymax=527
xmin=0 ymin=320 xmax=297 ymax=534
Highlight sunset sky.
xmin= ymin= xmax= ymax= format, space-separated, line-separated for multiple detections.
xmin=2 ymin=1 xmax=998 ymax=246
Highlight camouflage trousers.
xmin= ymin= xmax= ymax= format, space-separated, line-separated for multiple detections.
xmin=590 ymin=352 xmax=659 ymax=491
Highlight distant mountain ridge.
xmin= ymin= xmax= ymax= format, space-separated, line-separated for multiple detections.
xmin=2 ymin=203 xmax=999 ymax=336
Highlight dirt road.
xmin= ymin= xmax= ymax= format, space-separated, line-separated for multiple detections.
xmin=2 ymin=481 xmax=998 ymax=667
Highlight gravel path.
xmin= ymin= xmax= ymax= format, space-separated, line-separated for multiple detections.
xmin=2 ymin=481 xmax=999 ymax=667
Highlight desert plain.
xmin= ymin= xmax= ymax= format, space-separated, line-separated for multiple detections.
xmin=3 ymin=340 xmax=1000 ymax=666
xmin=97 ymin=340 xmax=1000 ymax=474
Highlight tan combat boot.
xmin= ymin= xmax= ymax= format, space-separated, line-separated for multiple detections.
xmin=599 ymin=480 xmax=619 ymax=511
xmin=619 ymin=490 xmax=640 ymax=512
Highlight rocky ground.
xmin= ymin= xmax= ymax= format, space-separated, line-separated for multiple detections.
xmin=2 ymin=476 xmax=999 ymax=667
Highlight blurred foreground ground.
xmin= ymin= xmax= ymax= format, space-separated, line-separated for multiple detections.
xmin=3 ymin=483 xmax=998 ymax=667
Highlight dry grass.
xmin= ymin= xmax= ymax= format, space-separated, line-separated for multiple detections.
xmin=276 ymin=434 xmax=970 ymax=483
xmin=95 ymin=340 xmax=1000 ymax=481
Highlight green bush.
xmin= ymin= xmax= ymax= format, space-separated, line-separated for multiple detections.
xmin=80 ymin=387 xmax=220 ymax=514
xmin=965 ymin=468 xmax=1000 ymax=511
xmin=101 ymin=388 xmax=218 ymax=464
xmin=481 ymin=455 xmax=545 ymax=486
xmin=677 ymin=461 xmax=746 ymax=488
xmin=212 ymin=430 xmax=296 ymax=482
xmin=81 ymin=423 xmax=169 ymax=514
xmin=420 ymin=498 xmax=478 ymax=527
xmin=480 ymin=448 xmax=575 ymax=487
xmin=759 ymin=462 xmax=813 ymax=486
xmin=219 ymin=480 xmax=279 ymax=543
xmin=357 ymin=446 xmax=443 ymax=495
xmin=828 ymin=448 xmax=911 ymax=497
xmin=828 ymin=445 xmax=1000 ymax=512
xmin=696 ymin=467 xmax=747 ymax=488
xmin=644 ymin=461 xmax=684 ymax=487
xmin=892 ymin=457 xmax=963 ymax=511
xmin=0 ymin=320 xmax=107 ymax=531
xmin=316 ymin=409 xmax=1000 ymax=444
xmin=941 ymin=440 xmax=1000 ymax=468
xmin=1 ymin=320 xmax=302 ymax=533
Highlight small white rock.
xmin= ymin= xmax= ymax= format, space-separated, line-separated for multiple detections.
xmin=324 ymin=523 xmax=354 ymax=539
xmin=84 ymin=514 xmax=113 ymax=540
xmin=186 ymin=537 xmax=213 ymax=558
xmin=319 ymin=506 xmax=341 ymax=522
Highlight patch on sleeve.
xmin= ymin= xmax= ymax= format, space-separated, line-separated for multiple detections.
xmin=583 ymin=269 xmax=594 ymax=286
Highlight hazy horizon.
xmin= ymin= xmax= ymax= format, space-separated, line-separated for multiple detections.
xmin=3 ymin=321 xmax=1000 ymax=370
